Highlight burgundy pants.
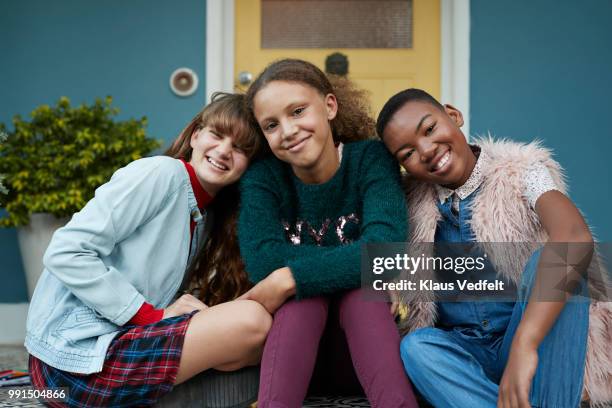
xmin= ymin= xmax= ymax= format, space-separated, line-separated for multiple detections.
xmin=257 ymin=288 xmax=418 ymax=408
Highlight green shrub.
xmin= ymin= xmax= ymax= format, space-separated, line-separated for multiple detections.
xmin=0 ymin=96 xmax=161 ymax=227
xmin=0 ymin=132 xmax=7 ymax=203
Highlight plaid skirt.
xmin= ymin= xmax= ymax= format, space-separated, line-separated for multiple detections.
xmin=29 ymin=312 xmax=196 ymax=408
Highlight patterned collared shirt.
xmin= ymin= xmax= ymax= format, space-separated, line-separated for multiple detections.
xmin=435 ymin=147 xmax=488 ymax=213
xmin=434 ymin=146 xmax=558 ymax=212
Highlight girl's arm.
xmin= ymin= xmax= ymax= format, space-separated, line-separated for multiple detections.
xmin=44 ymin=158 xmax=183 ymax=326
xmin=511 ymin=190 xmax=592 ymax=348
xmin=238 ymin=142 xmax=407 ymax=301
xmin=237 ymin=163 xmax=337 ymax=283
xmin=499 ymin=190 xmax=593 ymax=407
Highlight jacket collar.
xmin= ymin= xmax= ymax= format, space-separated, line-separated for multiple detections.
xmin=180 ymin=159 xmax=213 ymax=209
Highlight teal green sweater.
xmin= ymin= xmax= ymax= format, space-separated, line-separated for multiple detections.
xmin=238 ymin=140 xmax=407 ymax=298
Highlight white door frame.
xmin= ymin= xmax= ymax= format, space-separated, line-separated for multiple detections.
xmin=206 ymin=0 xmax=470 ymax=137
xmin=440 ymin=0 xmax=470 ymax=138
xmin=205 ymin=0 xmax=235 ymax=100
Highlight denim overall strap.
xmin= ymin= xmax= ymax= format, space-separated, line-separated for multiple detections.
xmin=434 ymin=192 xmax=514 ymax=336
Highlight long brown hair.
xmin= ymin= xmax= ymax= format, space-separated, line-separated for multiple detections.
xmin=165 ymin=92 xmax=262 ymax=305
xmin=245 ymin=58 xmax=376 ymax=143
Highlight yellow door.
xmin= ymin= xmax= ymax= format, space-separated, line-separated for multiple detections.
xmin=235 ymin=0 xmax=440 ymax=116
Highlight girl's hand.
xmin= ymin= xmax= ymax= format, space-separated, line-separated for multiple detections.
xmin=238 ymin=267 xmax=296 ymax=314
xmin=498 ymin=341 xmax=538 ymax=408
xmin=163 ymin=293 xmax=208 ymax=319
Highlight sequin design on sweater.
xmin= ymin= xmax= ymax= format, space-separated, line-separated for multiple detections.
xmin=282 ymin=214 xmax=360 ymax=246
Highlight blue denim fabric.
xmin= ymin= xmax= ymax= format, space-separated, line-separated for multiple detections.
xmin=25 ymin=157 xmax=211 ymax=374
xmin=435 ymin=192 xmax=515 ymax=336
xmin=401 ymin=193 xmax=589 ymax=407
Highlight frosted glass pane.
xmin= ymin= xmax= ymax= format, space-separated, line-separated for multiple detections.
xmin=261 ymin=0 xmax=413 ymax=49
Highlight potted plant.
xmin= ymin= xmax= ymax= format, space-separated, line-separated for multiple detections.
xmin=0 ymin=97 xmax=160 ymax=298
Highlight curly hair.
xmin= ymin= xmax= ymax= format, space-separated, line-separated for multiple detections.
xmin=246 ymin=59 xmax=376 ymax=143
xmin=165 ymin=92 xmax=262 ymax=305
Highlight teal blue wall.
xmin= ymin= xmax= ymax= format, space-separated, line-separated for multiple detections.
xmin=0 ymin=0 xmax=206 ymax=302
xmin=470 ymin=0 xmax=612 ymax=240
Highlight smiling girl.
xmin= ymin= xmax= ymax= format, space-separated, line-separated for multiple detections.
xmin=377 ymin=88 xmax=612 ymax=407
xmin=25 ymin=93 xmax=272 ymax=407
xmin=237 ymin=59 xmax=418 ymax=407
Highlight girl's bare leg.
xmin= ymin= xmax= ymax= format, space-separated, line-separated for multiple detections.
xmin=174 ymin=299 xmax=272 ymax=384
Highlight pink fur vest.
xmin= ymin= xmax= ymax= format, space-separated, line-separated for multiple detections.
xmin=398 ymin=137 xmax=612 ymax=404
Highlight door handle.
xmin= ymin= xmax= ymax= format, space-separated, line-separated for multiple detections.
xmin=237 ymin=71 xmax=253 ymax=86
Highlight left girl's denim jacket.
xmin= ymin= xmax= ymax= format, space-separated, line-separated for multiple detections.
xmin=25 ymin=157 xmax=211 ymax=374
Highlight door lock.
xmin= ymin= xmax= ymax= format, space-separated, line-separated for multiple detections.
xmin=238 ymin=71 xmax=253 ymax=86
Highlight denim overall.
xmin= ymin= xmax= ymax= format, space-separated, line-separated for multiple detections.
xmin=400 ymin=191 xmax=589 ymax=407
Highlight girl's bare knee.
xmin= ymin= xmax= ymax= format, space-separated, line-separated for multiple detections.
xmin=235 ymin=300 xmax=272 ymax=343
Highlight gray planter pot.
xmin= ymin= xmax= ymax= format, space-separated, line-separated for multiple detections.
xmin=16 ymin=213 xmax=69 ymax=299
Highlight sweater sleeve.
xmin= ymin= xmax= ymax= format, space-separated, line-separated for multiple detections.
xmin=43 ymin=158 xmax=182 ymax=325
xmin=239 ymin=143 xmax=408 ymax=299
xmin=238 ymin=161 xmax=334 ymax=284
